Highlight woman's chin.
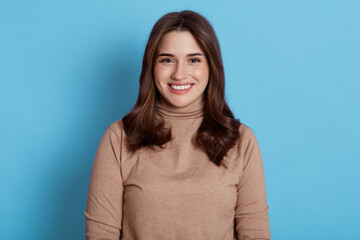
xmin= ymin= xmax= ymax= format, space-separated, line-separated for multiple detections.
xmin=167 ymin=101 xmax=190 ymax=108
xmin=165 ymin=97 xmax=203 ymax=110
xmin=159 ymin=97 xmax=189 ymax=108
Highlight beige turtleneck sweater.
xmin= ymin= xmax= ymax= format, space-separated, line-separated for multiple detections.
xmin=84 ymin=103 xmax=270 ymax=240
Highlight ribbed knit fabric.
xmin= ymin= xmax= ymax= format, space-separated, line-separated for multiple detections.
xmin=85 ymin=103 xmax=271 ymax=240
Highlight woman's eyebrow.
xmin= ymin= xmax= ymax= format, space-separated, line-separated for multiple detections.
xmin=157 ymin=52 xmax=204 ymax=57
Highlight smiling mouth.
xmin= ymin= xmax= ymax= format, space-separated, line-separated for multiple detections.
xmin=167 ymin=83 xmax=193 ymax=94
xmin=169 ymin=84 xmax=192 ymax=90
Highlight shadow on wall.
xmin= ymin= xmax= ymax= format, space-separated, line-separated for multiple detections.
xmin=46 ymin=40 xmax=140 ymax=239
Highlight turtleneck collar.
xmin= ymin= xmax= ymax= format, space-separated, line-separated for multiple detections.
xmin=155 ymin=99 xmax=204 ymax=119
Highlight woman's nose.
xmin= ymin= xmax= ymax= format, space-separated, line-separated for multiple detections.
xmin=171 ymin=63 xmax=187 ymax=80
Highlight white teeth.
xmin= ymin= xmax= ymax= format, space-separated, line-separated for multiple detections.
xmin=170 ymin=84 xmax=191 ymax=90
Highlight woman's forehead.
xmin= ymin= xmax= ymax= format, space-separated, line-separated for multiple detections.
xmin=156 ymin=31 xmax=204 ymax=56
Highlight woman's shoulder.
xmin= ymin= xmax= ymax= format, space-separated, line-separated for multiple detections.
xmin=239 ymin=123 xmax=258 ymax=141
xmin=237 ymin=122 xmax=262 ymax=152
xmin=224 ymin=123 xmax=261 ymax=167
xmin=105 ymin=119 xmax=125 ymax=138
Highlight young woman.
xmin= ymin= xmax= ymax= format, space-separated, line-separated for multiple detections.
xmin=85 ymin=10 xmax=271 ymax=240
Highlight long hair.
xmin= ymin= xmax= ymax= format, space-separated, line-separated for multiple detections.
xmin=122 ymin=10 xmax=241 ymax=166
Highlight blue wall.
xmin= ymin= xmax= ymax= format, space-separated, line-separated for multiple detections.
xmin=1 ymin=0 xmax=359 ymax=239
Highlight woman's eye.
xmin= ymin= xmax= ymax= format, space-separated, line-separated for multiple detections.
xmin=189 ymin=58 xmax=200 ymax=63
xmin=160 ymin=58 xmax=173 ymax=63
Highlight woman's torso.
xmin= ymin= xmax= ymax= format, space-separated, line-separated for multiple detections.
xmin=116 ymin=106 xmax=244 ymax=240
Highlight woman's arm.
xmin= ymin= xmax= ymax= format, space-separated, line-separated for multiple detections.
xmin=235 ymin=126 xmax=271 ymax=239
xmin=84 ymin=126 xmax=123 ymax=240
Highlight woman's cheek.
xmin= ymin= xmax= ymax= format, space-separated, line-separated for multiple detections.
xmin=156 ymin=65 xmax=171 ymax=79
xmin=192 ymin=66 xmax=207 ymax=79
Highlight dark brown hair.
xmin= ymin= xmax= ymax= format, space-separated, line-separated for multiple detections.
xmin=122 ymin=10 xmax=241 ymax=167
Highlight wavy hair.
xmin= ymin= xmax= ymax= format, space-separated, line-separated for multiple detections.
xmin=122 ymin=10 xmax=241 ymax=167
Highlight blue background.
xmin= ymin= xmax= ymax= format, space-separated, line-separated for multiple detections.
xmin=1 ymin=0 xmax=359 ymax=239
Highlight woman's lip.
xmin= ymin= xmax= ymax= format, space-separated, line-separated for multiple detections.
xmin=168 ymin=83 xmax=193 ymax=86
xmin=167 ymin=83 xmax=193 ymax=94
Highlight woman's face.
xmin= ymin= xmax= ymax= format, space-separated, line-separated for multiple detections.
xmin=154 ymin=30 xmax=209 ymax=110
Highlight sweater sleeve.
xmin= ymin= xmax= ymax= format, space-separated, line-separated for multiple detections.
xmin=234 ymin=127 xmax=271 ymax=239
xmin=84 ymin=125 xmax=123 ymax=240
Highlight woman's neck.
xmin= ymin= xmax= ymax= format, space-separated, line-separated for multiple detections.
xmin=155 ymin=97 xmax=205 ymax=119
